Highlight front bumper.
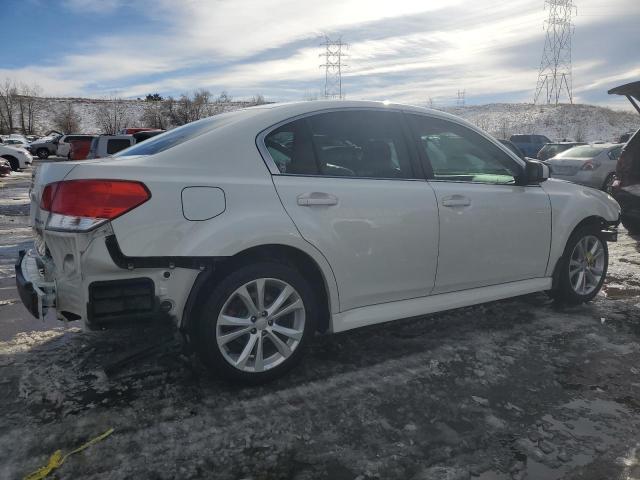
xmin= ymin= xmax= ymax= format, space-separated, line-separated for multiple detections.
xmin=15 ymin=249 xmax=56 ymax=319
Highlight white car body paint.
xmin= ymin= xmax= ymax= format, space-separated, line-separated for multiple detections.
xmin=0 ymin=144 xmax=32 ymax=168
xmin=21 ymin=100 xmax=620 ymax=335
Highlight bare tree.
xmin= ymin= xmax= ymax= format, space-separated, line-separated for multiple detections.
xmin=0 ymin=79 xmax=18 ymax=134
xmin=216 ymin=91 xmax=232 ymax=103
xmin=17 ymin=83 xmax=42 ymax=134
xmin=165 ymin=89 xmax=213 ymax=126
xmin=142 ymin=94 xmax=168 ymax=129
xmin=251 ymin=93 xmax=266 ymax=105
xmin=95 ymin=97 xmax=131 ymax=134
xmin=53 ymin=102 xmax=81 ymax=133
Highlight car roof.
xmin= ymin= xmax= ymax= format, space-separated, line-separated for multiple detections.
xmin=245 ymin=99 xmax=471 ymax=125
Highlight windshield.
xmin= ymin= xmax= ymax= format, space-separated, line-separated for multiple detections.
xmin=556 ymin=146 xmax=606 ymax=159
xmin=115 ymin=109 xmax=255 ymax=157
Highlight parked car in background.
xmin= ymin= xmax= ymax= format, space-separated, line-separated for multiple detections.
xmin=132 ymin=129 xmax=165 ymax=143
xmin=619 ymin=132 xmax=635 ymax=144
xmin=56 ymin=134 xmax=96 ymax=158
xmin=86 ymin=135 xmax=135 ymax=159
xmin=69 ymin=137 xmax=95 ymax=160
xmin=546 ymin=144 xmax=623 ymax=190
xmin=0 ymin=144 xmax=33 ymax=170
xmin=537 ymin=142 xmax=587 ymax=161
xmin=510 ymin=134 xmax=552 ymax=158
xmin=608 ymin=80 xmax=640 ymax=233
xmin=498 ymin=139 xmax=525 ymax=159
xmin=3 ymin=138 xmax=30 ymax=147
xmin=19 ymin=101 xmax=620 ymax=382
xmin=28 ymin=134 xmax=62 ymax=159
xmin=118 ymin=127 xmax=157 ymax=135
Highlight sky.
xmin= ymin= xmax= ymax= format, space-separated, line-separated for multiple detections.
xmin=1 ymin=0 xmax=638 ymax=109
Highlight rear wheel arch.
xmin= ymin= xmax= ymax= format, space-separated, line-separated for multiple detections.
xmin=181 ymin=244 xmax=332 ymax=337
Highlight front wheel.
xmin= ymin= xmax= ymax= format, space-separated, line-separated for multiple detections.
xmin=550 ymin=225 xmax=608 ymax=304
xmin=36 ymin=148 xmax=49 ymax=159
xmin=192 ymin=262 xmax=317 ymax=383
xmin=1 ymin=155 xmax=19 ymax=171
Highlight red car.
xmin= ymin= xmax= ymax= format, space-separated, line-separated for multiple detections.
xmin=118 ymin=128 xmax=157 ymax=135
xmin=68 ymin=138 xmax=95 ymax=160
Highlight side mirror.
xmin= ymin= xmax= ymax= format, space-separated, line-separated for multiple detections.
xmin=517 ymin=159 xmax=550 ymax=185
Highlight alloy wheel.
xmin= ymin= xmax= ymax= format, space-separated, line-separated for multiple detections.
xmin=216 ymin=278 xmax=306 ymax=373
xmin=569 ymin=235 xmax=605 ymax=296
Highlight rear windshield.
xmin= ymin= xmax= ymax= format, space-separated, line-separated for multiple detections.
xmin=115 ymin=109 xmax=254 ymax=157
xmin=556 ymin=146 xmax=606 ymax=158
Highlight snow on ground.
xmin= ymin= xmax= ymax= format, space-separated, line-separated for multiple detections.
xmin=1 ymin=163 xmax=640 ymax=479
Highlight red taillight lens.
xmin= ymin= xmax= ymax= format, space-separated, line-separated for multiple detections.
xmin=40 ymin=183 xmax=59 ymax=211
xmin=581 ymin=161 xmax=597 ymax=171
xmin=41 ymin=180 xmax=150 ymax=219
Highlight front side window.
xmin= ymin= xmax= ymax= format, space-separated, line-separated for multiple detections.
xmin=408 ymin=114 xmax=519 ymax=184
xmin=264 ymin=110 xmax=414 ymax=179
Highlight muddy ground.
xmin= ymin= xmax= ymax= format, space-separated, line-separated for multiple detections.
xmin=1 ymin=165 xmax=640 ymax=480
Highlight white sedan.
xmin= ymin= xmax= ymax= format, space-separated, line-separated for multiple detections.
xmin=0 ymin=144 xmax=33 ymax=170
xmin=18 ymin=101 xmax=620 ymax=382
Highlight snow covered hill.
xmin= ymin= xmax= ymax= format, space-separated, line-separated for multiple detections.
xmin=441 ymin=103 xmax=639 ymax=143
xmin=17 ymin=97 xmax=640 ymax=143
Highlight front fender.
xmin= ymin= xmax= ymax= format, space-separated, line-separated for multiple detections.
xmin=542 ymin=179 xmax=620 ymax=276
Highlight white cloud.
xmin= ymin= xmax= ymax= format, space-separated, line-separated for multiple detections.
xmin=4 ymin=0 xmax=639 ymax=107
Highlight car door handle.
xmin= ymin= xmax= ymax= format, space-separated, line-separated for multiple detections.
xmin=441 ymin=195 xmax=471 ymax=207
xmin=297 ymin=192 xmax=339 ymax=206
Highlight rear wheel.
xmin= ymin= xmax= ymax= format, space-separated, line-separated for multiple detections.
xmin=550 ymin=224 xmax=608 ymax=304
xmin=1 ymin=155 xmax=19 ymax=171
xmin=192 ymin=262 xmax=317 ymax=383
xmin=36 ymin=148 xmax=49 ymax=159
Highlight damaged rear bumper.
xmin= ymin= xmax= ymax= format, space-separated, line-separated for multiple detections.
xmin=15 ymin=249 xmax=56 ymax=319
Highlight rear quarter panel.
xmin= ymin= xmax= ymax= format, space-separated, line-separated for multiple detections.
xmin=63 ymin=124 xmax=341 ymax=313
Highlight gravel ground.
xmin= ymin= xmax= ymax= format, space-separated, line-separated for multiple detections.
xmin=1 ymin=164 xmax=640 ymax=480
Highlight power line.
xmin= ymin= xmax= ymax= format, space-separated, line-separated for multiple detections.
xmin=534 ymin=0 xmax=576 ymax=105
xmin=319 ymin=36 xmax=348 ymax=100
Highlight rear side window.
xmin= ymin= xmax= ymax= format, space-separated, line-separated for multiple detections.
xmin=409 ymin=114 xmax=519 ymax=184
xmin=106 ymin=139 xmax=132 ymax=154
xmin=557 ymin=146 xmax=606 ymax=158
xmin=308 ymin=110 xmax=413 ymax=178
xmin=264 ymin=110 xmax=414 ymax=179
xmin=265 ymin=120 xmax=317 ymax=175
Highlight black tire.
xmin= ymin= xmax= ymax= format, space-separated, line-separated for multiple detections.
xmin=36 ymin=148 xmax=49 ymax=159
xmin=602 ymin=173 xmax=616 ymax=192
xmin=2 ymin=155 xmax=19 ymax=171
xmin=622 ymin=218 xmax=640 ymax=235
xmin=550 ymin=224 xmax=608 ymax=304
xmin=192 ymin=262 xmax=317 ymax=383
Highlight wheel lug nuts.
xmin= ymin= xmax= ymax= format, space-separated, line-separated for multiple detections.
xmin=251 ymin=328 xmax=257 ymax=334
xmin=251 ymin=316 xmax=257 ymax=322
xmin=262 ymin=311 xmax=268 ymax=317
xmin=268 ymin=320 xmax=273 ymax=326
